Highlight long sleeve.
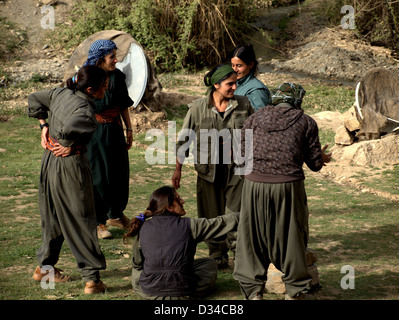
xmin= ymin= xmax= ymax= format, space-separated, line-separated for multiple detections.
xmin=57 ymin=107 xmax=98 ymax=147
xmin=190 ymin=212 xmax=239 ymax=242
xmin=27 ymin=90 xmax=52 ymax=119
xmin=176 ymin=106 xmax=196 ymax=159
xmin=246 ymin=88 xmax=271 ymax=111
xmin=132 ymin=236 xmax=144 ymax=271
xmin=303 ymin=117 xmax=324 ymax=172
xmin=28 ymin=87 xmax=98 ymax=147
xmin=241 ymin=114 xmax=254 ymax=159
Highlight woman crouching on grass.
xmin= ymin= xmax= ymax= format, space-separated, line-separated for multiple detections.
xmin=27 ymin=65 xmax=109 ymax=294
xmin=124 ymin=186 xmax=240 ymax=300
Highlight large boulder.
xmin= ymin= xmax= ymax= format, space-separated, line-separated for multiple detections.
xmin=334 ymin=105 xmax=360 ymax=146
xmin=332 ymin=68 xmax=399 ymax=166
xmin=355 ymin=68 xmax=399 ymax=140
xmin=332 ymin=133 xmax=399 ymax=166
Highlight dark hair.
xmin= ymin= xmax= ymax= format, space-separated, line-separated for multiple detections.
xmin=124 ymin=186 xmax=177 ymax=241
xmin=204 ymin=64 xmax=235 ymax=93
xmin=66 ymin=65 xmax=107 ymax=94
xmin=95 ymin=57 xmax=106 ymax=68
xmin=231 ymin=44 xmax=258 ymax=75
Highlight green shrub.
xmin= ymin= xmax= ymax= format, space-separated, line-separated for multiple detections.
xmin=53 ymin=0 xmax=257 ymax=72
xmin=306 ymin=0 xmax=399 ymax=51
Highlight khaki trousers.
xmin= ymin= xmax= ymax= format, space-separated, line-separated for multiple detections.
xmin=196 ymin=163 xmax=244 ymax=259
xmin=36 ymin=151 xmax=106 ymax=282
xmin=233 ymin=179 xmax=312 ymax=299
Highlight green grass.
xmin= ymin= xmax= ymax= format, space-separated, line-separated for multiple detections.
xmin=0 ymin=80 xmax=398 ymax=300
xmin=302 ymin=83 xmax=355 ymax=114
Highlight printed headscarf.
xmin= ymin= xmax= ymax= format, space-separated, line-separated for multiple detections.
xmin=271 ymin=82 xmax=306 ymax=109
xmin=84 ymin=39 xmax=117 ymax=66
xmin=204 ymin=64 xmax=235 ymax=94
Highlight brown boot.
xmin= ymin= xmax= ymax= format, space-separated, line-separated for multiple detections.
xmin=32 ymin=266 xmax=70 ymax=283
xmin=97 ymin=224 xmax=113 ymax=239
xmin=107 ymin=214 xmax=131 ymax=230
xmin=84 ymin=280 xmax=107 ymax=294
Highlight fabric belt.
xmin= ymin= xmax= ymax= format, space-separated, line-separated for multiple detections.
xmin=95 ymin=108 xmax=121 ymax=125
xmin=46 ymin=136 xmax=86 ymax=156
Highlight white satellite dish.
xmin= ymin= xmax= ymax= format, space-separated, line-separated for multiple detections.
xmin=116 ymin=42 xmax=148 ymax=108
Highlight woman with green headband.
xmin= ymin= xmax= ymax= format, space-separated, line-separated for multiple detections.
xmin=172 ymin=64 xmax=254 ymax=268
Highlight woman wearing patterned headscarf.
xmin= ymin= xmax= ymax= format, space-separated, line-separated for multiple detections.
xmin=84 ymin=39 xmax=134 ymax=239
xmin=172 ymin=64 xmax=253 ymax=268
xmin=233 ymin=82 xmax=332 ymax=300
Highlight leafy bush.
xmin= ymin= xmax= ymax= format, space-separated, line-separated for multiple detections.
xmin=308 ymin=0 xmax=399 ymax=51
xmin=54 ymin=0 xmax=257 ymax=72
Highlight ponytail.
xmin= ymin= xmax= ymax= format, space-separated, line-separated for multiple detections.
xmin=123 ymin=186 xmax=178 ymax=243
xmin=123 ymin=210 xmax=152 ymax=243
xmin=66 ymin=65 xmax=107 ymax=94
xmin=66 ymin=78 xmax=75 ymax=90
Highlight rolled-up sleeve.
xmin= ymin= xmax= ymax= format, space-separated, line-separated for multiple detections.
xmin=27 ymin=90 xmax=52 ymax=119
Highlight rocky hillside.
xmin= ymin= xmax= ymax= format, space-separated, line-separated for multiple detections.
xmin=261 ymin=3 xmax=398 ymax=83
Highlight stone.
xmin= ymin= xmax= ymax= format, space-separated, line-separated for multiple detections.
xmin=311 ymin=111 xmax=342 ymax=132
xmin=265 ymin=249 xmax=321 ymax=295
xmin=266 ymin=264 xmax=286 ymax=295
xmin=306 ymin=248 xmax=318 ymax=265
xmin=331 ymin=133 xmax=399 ymax=166
xmin=307 ymin=265 xmax=320 ymax=286
xmin=335 ymin=125 xmax=355 ymax=145
xmin=343 ymin=105 xmax=361 ymax=132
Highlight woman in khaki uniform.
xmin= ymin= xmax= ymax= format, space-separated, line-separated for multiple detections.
xmin=172 ymin=65 xmax=253 ymax=267
xmin=28 ymin=66 xmax=109 ymax=294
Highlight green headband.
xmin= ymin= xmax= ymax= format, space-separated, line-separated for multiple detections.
xmin=204 ymin=65 xmax=235 ymax=87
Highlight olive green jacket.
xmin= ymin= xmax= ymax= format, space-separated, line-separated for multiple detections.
xmin=27 ymin=87 xmax=98 ymax=147
xmin=176 ymin=94 xmax=253 ymax=183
